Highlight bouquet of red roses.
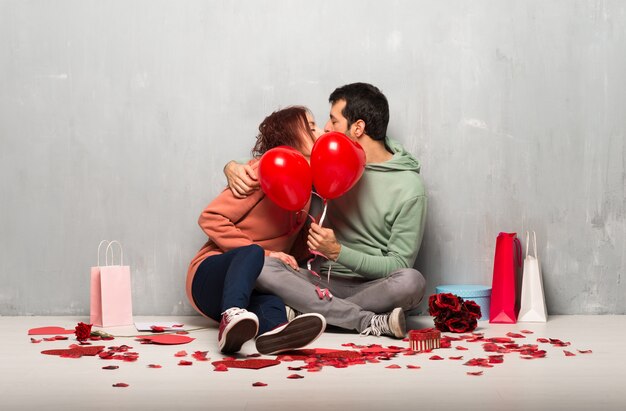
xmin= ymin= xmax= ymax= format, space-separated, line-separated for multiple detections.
xmin=428 ymin=293 xmax=482 ymax=333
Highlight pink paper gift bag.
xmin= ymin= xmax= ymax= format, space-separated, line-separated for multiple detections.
xmin=489 ymin=232 xmax=522 ymax=324
xmin=90 ymin=241 xmax=133 ymax=327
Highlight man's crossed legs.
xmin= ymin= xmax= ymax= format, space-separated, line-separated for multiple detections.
xmin=256 ymin=257 xmax=426 ymax=337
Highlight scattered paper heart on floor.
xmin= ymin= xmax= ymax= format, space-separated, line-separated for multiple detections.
xmin=28 ymin=326 xmax=75 ymax=335
xmin=359 ymin=346 xmax=404 ymax=354
xmin=136 ymin=335 xmax=195 ymax=345
xmin=211 ymin=359 xmax=281 ymax=369
xmin=311 ymin=348 xmax=341 ymax=354
xmin=42 ymin=345 xmax=105 ymax=357
xmin=319 ymin=350 xmax=362 ymax=359
xmin=275 ymin=348 xmax=346 ymax=362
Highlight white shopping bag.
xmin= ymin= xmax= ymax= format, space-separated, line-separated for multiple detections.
xmin=518 ymin=231 xmax=547 ymax=322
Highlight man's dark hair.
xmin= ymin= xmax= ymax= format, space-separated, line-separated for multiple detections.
xmin=329 ymin=82 xmax=389 ymax=141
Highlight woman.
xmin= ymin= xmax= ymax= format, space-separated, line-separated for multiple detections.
xmin=186 ymin=106 xmax=326 ymax=355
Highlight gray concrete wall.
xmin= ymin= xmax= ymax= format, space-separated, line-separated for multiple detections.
xmin=1 ymin=0 xmax=624 ymax=315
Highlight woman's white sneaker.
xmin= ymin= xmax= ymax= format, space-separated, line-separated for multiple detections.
xmin=218 ymin=307 xmax=259 ymax=353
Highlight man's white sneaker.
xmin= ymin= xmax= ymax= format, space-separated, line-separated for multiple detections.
xmin=361 ymin=307 xmax=406 ymax=339
xmin=285 ymin=305 xmax=302 ymax=322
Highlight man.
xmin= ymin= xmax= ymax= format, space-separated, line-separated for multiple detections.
xmin=225 ymin=83 xmax=426 ymax=338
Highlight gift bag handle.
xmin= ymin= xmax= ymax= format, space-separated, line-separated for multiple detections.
xmin=97 ymin=240 xmax=110 ymax=266
xmin=514 ymin=237 xmax=522 ymax=267
xmin=105 ymin=240 xmax=124 ymax=266
xmin=525 ymin=231 xmax=537 ymax=259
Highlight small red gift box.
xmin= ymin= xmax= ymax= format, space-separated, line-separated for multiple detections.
xmin=409 ymin=328 xmax=441 ymax=352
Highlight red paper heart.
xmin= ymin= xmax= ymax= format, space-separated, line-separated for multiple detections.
xmin=192 ymin=351 xmax=209 ymax=361
xmin=211 ymin=359 xmax=281 ymax=370
xmin=28 ymin=326 xmax=75 ymax=335
xmin=42 ymin=345 xmax=105 ymax=357
xmin=360 ymin=346 xmax=404 ymax=354
xmin=319 ymin=350 xmax=362 ymax=359
xmin=137 ymin=335 xmax=195 ymax=345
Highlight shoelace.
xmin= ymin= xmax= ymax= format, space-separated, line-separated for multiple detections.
xmin=222 ymin=307 xmax=247 ymax=322
xmin=361 ymin=313 xmax=391 ymax=337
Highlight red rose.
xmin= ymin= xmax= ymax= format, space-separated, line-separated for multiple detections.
xmin=75 ymin=322 xmax=92 ymax=341
xmin=467 ymin=318 xmax=478 ymax=332
xmin=433 ymin=318 xmax=448 ymax=332
xmin=436 ymin=293 xmax=461 ymax=312
xmin=463 ymin=300 xmax=482 ymax=319
xmin=445 ymin=316 xmax=470 ymax=333
xmin=428 ymin=294 xmax=442 ymax=316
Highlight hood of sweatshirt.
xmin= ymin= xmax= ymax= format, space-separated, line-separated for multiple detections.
xmin=365 ymin=137 xmax=421 ymax=173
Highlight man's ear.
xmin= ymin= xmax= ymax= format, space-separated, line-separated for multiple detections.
xmin=351 ymin=119 xmax=366 ymax=138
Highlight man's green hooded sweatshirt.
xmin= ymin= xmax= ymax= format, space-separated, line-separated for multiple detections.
xmin=320 ymin=137 xmax=427 ymax=280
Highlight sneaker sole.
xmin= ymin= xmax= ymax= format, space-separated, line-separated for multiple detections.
xmin=389 ymin=307 xmax=407 ymax=338
xmin=219 ymin=318 xmax=258 ymax=354
xmin=256 ymin=314 xmax=326 ymax=355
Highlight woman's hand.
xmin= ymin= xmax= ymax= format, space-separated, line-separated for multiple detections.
xmin=307 ymin=223 xmax=341 ymax=261
xmin=224 ymin=161 xmax=260 ymax=198
xmin=269 ymin=251 xmax=299 ymax=270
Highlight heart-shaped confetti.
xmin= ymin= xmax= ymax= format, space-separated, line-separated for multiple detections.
xmin=28 ymin=326 xmax=75 ymax=335
xmin=137 ymin=335 xmax=195 ymax=345
xmin=211 ymin=359 xmax=281 ymax=370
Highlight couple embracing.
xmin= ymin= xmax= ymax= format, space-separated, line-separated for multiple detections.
xmin=186 ymin=82 xmax=427 ymax=355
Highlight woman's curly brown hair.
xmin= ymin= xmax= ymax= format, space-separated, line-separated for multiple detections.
xmin=252 ymin=106 xmax=315 ymax=158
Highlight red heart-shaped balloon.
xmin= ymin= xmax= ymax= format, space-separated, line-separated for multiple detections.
xmin=258 ymin=146 xmax=312 ymax=211
xmin=310 ymin=132 xmax=366 ymax=199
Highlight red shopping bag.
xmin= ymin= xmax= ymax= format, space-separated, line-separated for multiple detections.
xmin=489 ymin=232 xmax=522 ymax=324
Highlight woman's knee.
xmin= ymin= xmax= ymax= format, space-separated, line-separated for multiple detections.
xmin=240 ymin=244 xmax=265 ymax=268
xmin=242 ymin=244 xmax=264 ymax=259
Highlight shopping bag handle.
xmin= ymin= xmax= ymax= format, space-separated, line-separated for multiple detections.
xmin=514 ymin=237 xmax=522 ymax=267
xmin=97 ymin=240 xmax=110 ymax=266
xmin=525 ymin=231 xmax=537 ymax=259
xmin=105 ymin=240 xmax=124 ymax=266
